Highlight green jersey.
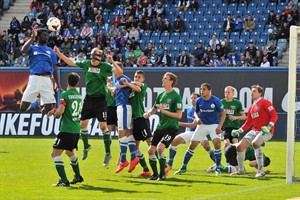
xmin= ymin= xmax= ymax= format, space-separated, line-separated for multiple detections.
xmin=221 ymin=98 xmax=244 ymax=129
xmin=76 ymin=60 xmax=113 ymax=97
xmin=245 ymin=146 xmax=266 ymax=162
xmin=106 ymin=82 xmax=116 ymax=107
xmin=155 ymin=90 xmax=182 ymax=131
xmin=130 ymin=83 xmax=147 ymax=119
xmin=59 ymin=89 xmax=82 ymax=134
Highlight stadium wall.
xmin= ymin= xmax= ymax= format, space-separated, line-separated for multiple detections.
xmin=0 ymin=67 xmax=294 ymax=139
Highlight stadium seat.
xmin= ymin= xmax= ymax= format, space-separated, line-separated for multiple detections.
xmin=151 ymin=32 xmax=160 ymax=42
xmin=190 ymin=32 xmax=200 ymax=41
xmin=180 ymin=32 xmax=189 ymax=41
xmin=267 ymin=2 xmax=277 ymax=12
xmin=161 ymin=32 xmax=170 ymax=43
xmin=171 ymin=32 xmax=180 ymax=41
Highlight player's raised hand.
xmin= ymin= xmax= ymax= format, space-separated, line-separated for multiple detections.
xmin=53 ymin=46 xmax=61 ymax=54
xmin=121 ymin=78 xmax=128 ymax=85
xmin=32 ymin=24 xmax=38 ymax=37
xmin=106 ymin=54 xmax=113 ymax=62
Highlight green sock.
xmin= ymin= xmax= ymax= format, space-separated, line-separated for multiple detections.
xmin=81 ymin=129 xmax=89 ymax=149
xmin=139 ymin=157 xmax=149 ymax=172
xmin=103 ymin=131 xmax=111 ymax=153
xmin=159 ymin=158 xmax=166 ymax=176
xmin=149 ymin=157 xmax=158 ymax=175
xmin=54 ymin=156 xmax=68 ymax=182
xmin=70 ymin=155 xmax=80 ymax=177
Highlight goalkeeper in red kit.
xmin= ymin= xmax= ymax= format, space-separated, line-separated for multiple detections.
xmin=231 ymin=85 xmax=278 ymax=178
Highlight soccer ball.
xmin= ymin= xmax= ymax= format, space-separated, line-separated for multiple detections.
xmin=47 ymin=17 xmax=61 ymax=32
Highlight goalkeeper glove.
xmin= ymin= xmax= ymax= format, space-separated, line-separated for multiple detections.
xmin=261 ymin=125 xmax=272 ymax=135
xmin=231 ymin=128 xmax=243 ymax=137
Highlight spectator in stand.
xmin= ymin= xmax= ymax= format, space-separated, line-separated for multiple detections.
xmin=135 ymin=14 xmax=145 ymax=33
xmin=280 ymin=10 xmax=288 ymax=23
xmin=260 ymin=56 xmax=270 ymax=67
xmin=209 ymin=53 xmax=220 ymax=67
xmin=209 ymin=34 xmax=220 ymax=51
xmin=21 ymin=16 xmax=32 ymax=33
xmin=215 ymin=44 xmax=224 ymax=58
xmin=65 ymin=11 xmax=74 ymax=27
xmin=234 ymin=16 xmax=243 ymax=34
xmin=144 ymin=3 xmax=154 ymax=19
xmin=134 ymin=44 xmax=142 ymax=58
xmin=6 ymin=35 xmax=17 ymax=65
xmin=56 ymin=8 xmax=65 ymax=20
xmin=193 ymin=42 xmax=205 ymax=60
xmin=173 ymin=15 xmax=185 ymax=33
xmin=206 ymin=45 xmax=214 ymax=58
xmin=237 ymin=55 xmax=248 ymax=67
xmin=95 ymin=9 xmax=104 ymax=27
xmin=144 ymin=42 xmax=153 ymax=56
xmin=158 ymin=49 xmax=171 ymax=67
xmin=97 ymin=30 xmax=107 ymax=47
xmin=149 ymin=48 xmax=160 ymax=66
xmin=227 ymin=50 xmax=240 ymax=67
xmin=283 ymin=5 xmax=292 ymax=16
xmin=154 ymin=2 xmax=165 ymax=18
xmin=244 ymin=51 xmax=252 ymax=65
xmin=116 ymin=31 xmax=126 ymax=51
xmin=199 ymin=59 xmax=208 ymax=67
xmin=190 ymin=0 xmax=199 ymax=11
xmin=163 ymin=20 xmax=172 ymax=33
xmin=30 ymin=0 xmax=40 ymax=17
xmin=223 ymin=14 xmax=235 ymax=33
xmin=74 ymin=12 xmax=84 ymax=27
xmin=38 ymin=9 xmax=48 ymax=27
xmin=156 ymin=43 xmax=164 ymax=57
xmin=108 ymin=24 xmax=119 ymax=38
xmin=274 ymin=15 xmax=282 ymax=30
xmin=137 ymin=51 xmax=148 ymax=67
xmin=116 ymin=52 xmax=126 ymax=65
xmin=189 ymin=52 xmax=200 ymax=67
xmin=245 ymin=41 xmax=257 ymax=59
xmin=103 ymin=0 xmax=114 ymax=14
xmin=291 ymin=8 xmax=299 ymax=24
xmin=287 ymin=13 xmax=297 ymax=27
xmin=80 ymin=23 xmax=93 ymax=40
xmin=128 ymin=50 xmax=137 ymax=64
xmin=128 ymin=26 xmax=140 ymax=41
xmin=262 ymin=49 xmax=273 ymax=66
xmin=116 ymin=4 xmax=126 ymax=16
xmin=144 ymin=18 xmax=154 ymax=33
xmin=267 ymin=42 xmax=278 ymax=66
xmin=61 ymin=37 xmax=72 ymax=53
xmin=267 ymin=11 xmax=276 ymax=25
xmin=177 ymin=0 xmax=190 ymax=12
xmin=177 ymin=50 xmax=190 ymax=67
xmin=278 ymin=22 xmax=290 ymax=41
xmin=253 ymin=50 xmax=263 ymax=66
xmin=9 ymin=17 xmax=21 ymax=35
xmin=242 ymin=15 xmax=256 ymax=32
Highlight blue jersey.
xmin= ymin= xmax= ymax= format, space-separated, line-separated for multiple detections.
xmin=186 ymin=107 xmax=196 ymax=131
xmin=113 ymin=74 xmax=132 ymax=106
xmin=195 ymin=95 xmax=224 ymax=125
xmin=28 ymin=45 xmax=58 ymax=76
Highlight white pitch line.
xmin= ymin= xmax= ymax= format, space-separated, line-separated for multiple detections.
xmin=195 ymin=183 xmax=285 ymax=200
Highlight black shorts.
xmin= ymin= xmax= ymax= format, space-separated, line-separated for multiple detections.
xmin=224 ymin=144 xmax=238 ymax=166
xmin=133 ymin=117 xmax=152 ymax=141
xmin=53 ymin=132 xmax=80 ymax=151
xmin=80 ymin=95 xmax=107 ymax=122
xmin=151 ymin=129 xmax=178 ymax=148
xmin=223 ymin=127 xmax=238 ymax=142
xmin=107 ymin=106 xmax=117 ymax=126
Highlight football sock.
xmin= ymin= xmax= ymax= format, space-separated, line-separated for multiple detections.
xmin=80 ymin=129 xmax=89 ymax=149
xmin=237 ymin=151 xmax=246 ymax=171
xmin=127 ymin=135 xmax=137 ymax=161
xmin=208 ymin=149 xmax=215 ymax=162
xmin=102 ymin=129 xmax=111 ymax=154
xmin=182 ymin=149 xmax=194 ymax=169
xmin=168 ymin=146 xmax=177 ymax=167
xmin=158 ymin=152 xmax=166 ymax=176
xmin=119 ymin=136 xmax=128 ymax=163
xmin=69 ymin=154 xmax=80 ymax=177
xmin=136 ymin=149 xmax=149 ymax=171
xmin=30 ymin=98 xmax=40 ymax=111
xmin=53 ymin=156 xmax=68 ymax=182
xmin=149 ymin=154 xmax=158 ymax=175
xmin=255 ymin=147 xmax=264 ymax=171
xmin=214 ymin=149 xmax=222 ymax=168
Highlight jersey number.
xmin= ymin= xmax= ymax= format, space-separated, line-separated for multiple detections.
xmin=72 ymin=101 xmax=82 ymax=117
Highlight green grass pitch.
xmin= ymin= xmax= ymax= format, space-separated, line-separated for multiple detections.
xmin=0 ymin=138 xmax=299 ymax=200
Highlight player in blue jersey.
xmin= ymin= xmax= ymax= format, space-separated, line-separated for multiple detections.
xmin=165 ymin=93 xmax=216 ymax=175
xmin=107 ymin=63 xmax=140 ymax=174
xmin=175 ymin=83 xmax=226 ymax=176
xmin=20 ymin=25 xmax=61 ymax=114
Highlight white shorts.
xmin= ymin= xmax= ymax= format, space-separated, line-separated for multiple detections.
xmin=178 ymin=130 xmax=208 ymax=143
xmin=22 ymin=75 xmax=56 ymax=104
xmin=244 ymin=130 xmax=273 ymax=144
xmin=191 ymin=124 xmax=220 ymax=142
xmin=117 ymin=104 xmax=133 ymax=131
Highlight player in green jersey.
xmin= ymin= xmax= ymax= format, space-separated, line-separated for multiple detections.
xmin=221 ymin=86 xmax=246 ymax=148
xmin=54 ymin=47 xmax=123 ymax=166
xmin=144 ymin=72 xmax=183 ymax=181
xmin=47 ymin=72 xmax=83 ymax=187
xmin=122 ymin=70 xmax=152 ymax=177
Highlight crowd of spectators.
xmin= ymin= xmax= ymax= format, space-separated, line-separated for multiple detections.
xmin=0 ymin=0 xmax=299 ymax=67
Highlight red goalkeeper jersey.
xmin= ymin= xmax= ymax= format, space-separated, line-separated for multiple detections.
xmin=241 ymin=98 xmax=278 ymax=134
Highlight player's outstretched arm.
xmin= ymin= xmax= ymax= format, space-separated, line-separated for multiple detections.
xmin=54 ymin=46 xmax=77 ymax=67
xmin=107 ymin=54 xmax=123 ymax=75
xmin=22 ymin=25 xmax=38 ymax=54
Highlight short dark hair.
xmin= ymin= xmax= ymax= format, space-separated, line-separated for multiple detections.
xmin=264 ymin=157 xmax=271 ymax=167
xmin=201 ymin=83 xmax=212 ymax=91
xmin=68 ymin=72 xmax=80 ymax=87
xmin=136 ymin=70 xmax=145 ymax=77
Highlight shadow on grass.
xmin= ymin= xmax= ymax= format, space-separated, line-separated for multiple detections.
xmin=0 ymin=151 xmax=9 ymax=153
xmin=68 ymin=184 xmax=159 ymax=194
xmin=222 ymin=172 xmax=286 ymax=181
